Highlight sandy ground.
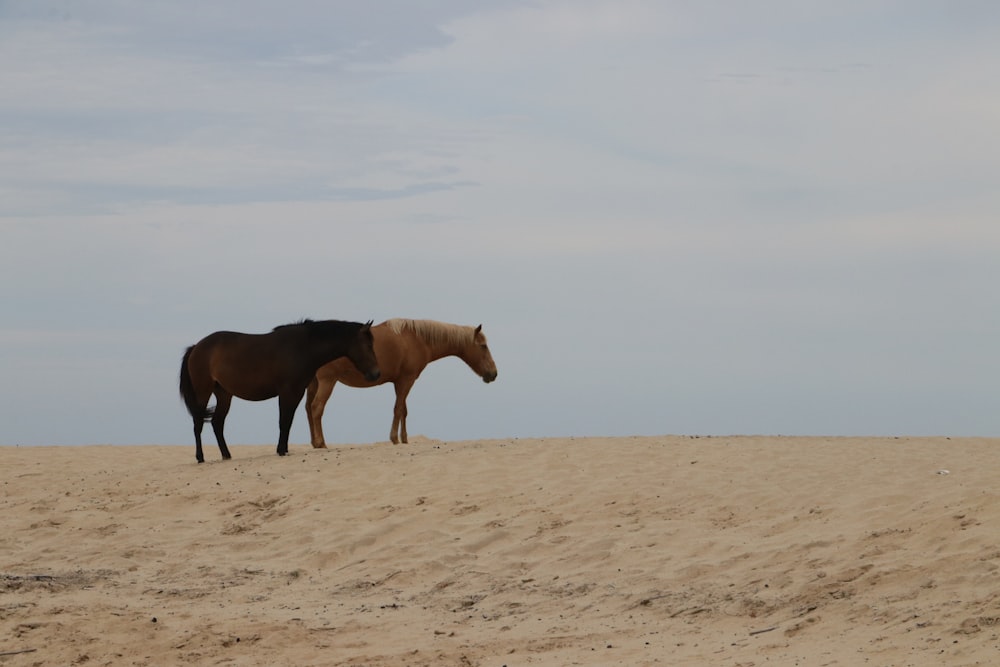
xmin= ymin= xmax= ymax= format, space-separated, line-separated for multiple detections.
xmin=2 ymin=435 xmax=999 ymax=666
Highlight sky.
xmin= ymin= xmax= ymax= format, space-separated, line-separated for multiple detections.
xmin=2 ymin=1 xmax=999 ymax=448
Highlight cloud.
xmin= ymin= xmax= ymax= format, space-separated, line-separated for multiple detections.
xmin=2 ymin=2 xmax=1000 ymax=443
xmin=0 ymin=1 xmax=523 ymax=217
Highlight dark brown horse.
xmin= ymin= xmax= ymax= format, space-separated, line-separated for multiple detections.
xmin=305 ymin=318 xmax=497 ymax=446
xmin=180 ymin=319 xmax=379 ymax=463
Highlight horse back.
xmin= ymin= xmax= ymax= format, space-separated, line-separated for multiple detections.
xmin=193 ymin=329 xmax=317 ymax=400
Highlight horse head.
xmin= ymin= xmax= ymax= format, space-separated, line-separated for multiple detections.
xmin=470 ymin=324 xmax=498 ymax=383
xmin=349 ymin=320 xmax=381 ymax=382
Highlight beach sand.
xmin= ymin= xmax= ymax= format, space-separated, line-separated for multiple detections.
xmin=2 ymin=435 xmax=998 ymax=666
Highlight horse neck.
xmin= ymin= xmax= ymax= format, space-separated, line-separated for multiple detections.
xmin=317 ymin=339 xmax=350 ymax=364
xmin=310 ymin=330 xmax=353 ymax=365
xmin=409 ymin=326 xmax=473 ymax=364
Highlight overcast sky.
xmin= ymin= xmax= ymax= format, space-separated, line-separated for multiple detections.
xmin=2 ymin=1 xmax=999 ymax=448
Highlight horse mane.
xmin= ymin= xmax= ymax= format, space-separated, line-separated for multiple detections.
xmin=385 ymin=318 xmax=479 ymax=347
xmin=274 ymin=318 xmax=314 ymax=330
xmin=273 ymin=319 xmax=357 ymax=334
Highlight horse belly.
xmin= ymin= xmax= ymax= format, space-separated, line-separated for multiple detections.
xmin=211 ymin=363 xmax=283 ymax=402
xmin=233 ymin=386 xmax=280 ymax=402
xmin=318 ymin=357 xmax=381 ymax=388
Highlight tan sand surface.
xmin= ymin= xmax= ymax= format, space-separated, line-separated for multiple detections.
xmin=2 ymin=435 xmax=999 ymax=666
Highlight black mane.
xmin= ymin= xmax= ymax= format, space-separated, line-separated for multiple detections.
xmin=273 ymin=319 xmax=361 ymax=335
xmin=273 ymin=318 xmax=314 ymax=330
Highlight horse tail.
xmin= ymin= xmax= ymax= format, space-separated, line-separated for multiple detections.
xmin=179 ymin=345 xmax=214 ymax=422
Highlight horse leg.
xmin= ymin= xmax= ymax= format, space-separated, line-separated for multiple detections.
xmin=305 ymin=377 xmax=320 ymax=447
xmin=194 ymin=419 xmax=206 ymax=464
xmin=392 ymin=379 xmax=415 ymax=445
xmin=306 ymin=377 xmax=337 ymax=448
xmin=190 ymin=393 xmax=210 ymax=464
xmin=182 ymin=348 xmax=215 ymax=463
xmin=276 ymin=391 xmax=305 ymax=456
xmin=211 ymin=389 xmax=234 ymax=460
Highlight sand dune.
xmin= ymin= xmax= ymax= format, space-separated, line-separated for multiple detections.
xmin=2 ymin=435 xmax=999 ymax=665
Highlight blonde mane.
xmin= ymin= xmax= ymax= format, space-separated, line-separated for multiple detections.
xmin=385 ymin=318 xmax=479 ymax=348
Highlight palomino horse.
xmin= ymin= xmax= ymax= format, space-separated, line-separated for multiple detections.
xmin=305 ymin=319 xmax=497 ymax=446
xmin=180 ymin=319 xmax=379 ymax=463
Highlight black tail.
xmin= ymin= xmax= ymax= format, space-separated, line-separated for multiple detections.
xmin=179 ymin=346 xmax=214 ymax=422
